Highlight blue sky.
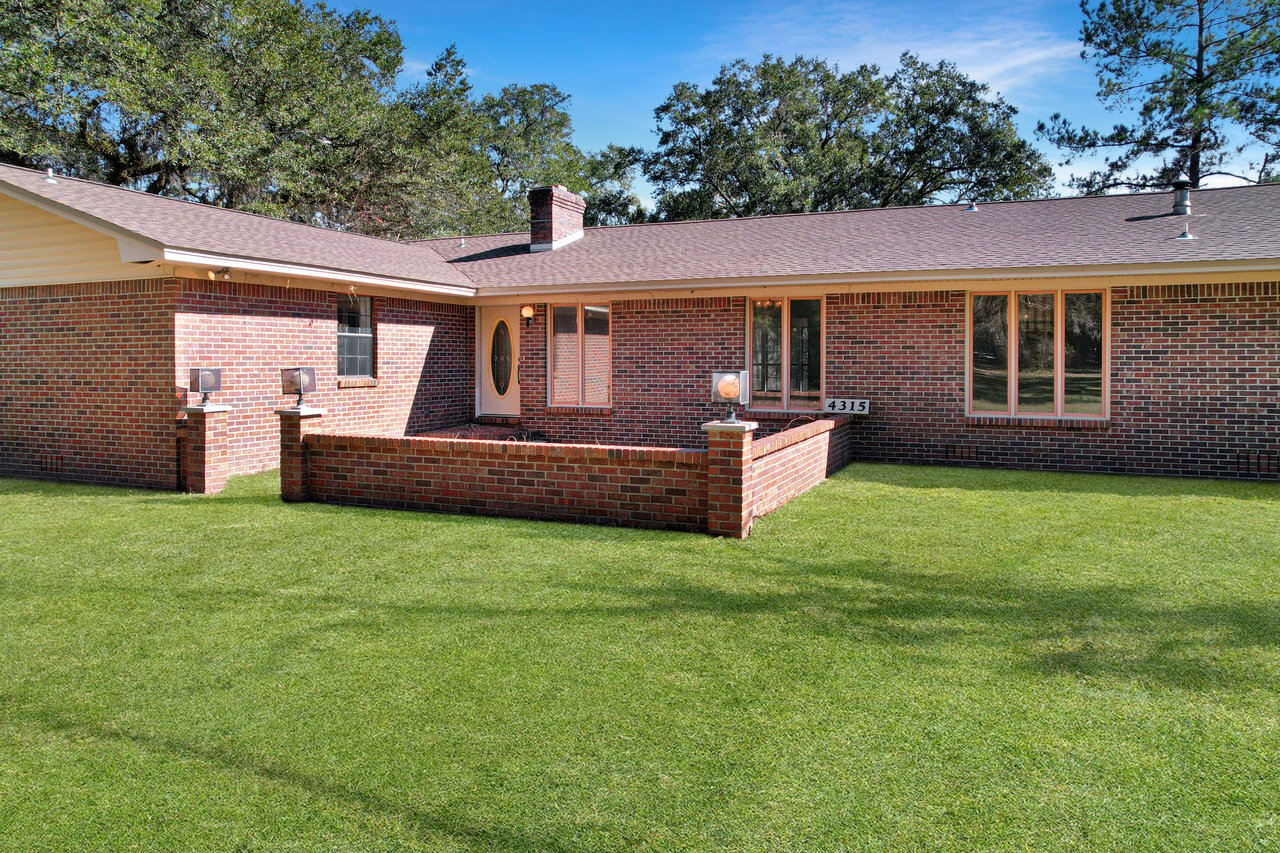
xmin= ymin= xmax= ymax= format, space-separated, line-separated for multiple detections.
xmin=335 ymin=1 xmax=1121 ymax=194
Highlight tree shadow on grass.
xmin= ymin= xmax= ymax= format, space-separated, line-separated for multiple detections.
xmin=570 ymin=563 xmax=1280 ymax=692
xmin=0 ymin=701 xmax=583 ymax=853
xmin=98 ymin=554 xmax=1280 ymax=696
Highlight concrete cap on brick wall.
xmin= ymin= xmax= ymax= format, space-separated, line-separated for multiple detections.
xmin=702 ymin=420 xmax=758 ymax=433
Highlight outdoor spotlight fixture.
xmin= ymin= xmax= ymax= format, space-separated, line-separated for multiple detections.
xmin=280 ymin=366 xmax=317 ymax=407
xmin=520 ymin=304 xmax=536 ymax=326
xmin=711 ymin=370 xmax=749 ymax=423
xmin=188 ymin=367 xmax=222 ymax=406
xmin=207 ymin=267 xmax=233 ymax=281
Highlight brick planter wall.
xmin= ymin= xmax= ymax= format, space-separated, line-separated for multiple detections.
xmin=289 ymin=414 xmax=855 ymax=536
xmin=750 ymin=417 xmax=855 ymax=517
xmin=303 ymin=433 xmax=709 ymax=531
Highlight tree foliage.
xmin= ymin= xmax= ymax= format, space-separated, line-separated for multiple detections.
xmin=1039 ymin=0 xmax=1280 ymax=191
xmin=644 ymin=53 xmax=1053 ymax=220
xmin=0 ymin=0 xmax=406 ymax=222
xmin=0 ymin=4 xmax=643 ymax=237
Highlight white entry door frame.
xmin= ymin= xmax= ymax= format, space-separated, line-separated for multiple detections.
xmin=477 ymin=305 xmax=521 ymax=417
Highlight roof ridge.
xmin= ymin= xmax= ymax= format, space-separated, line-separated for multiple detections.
xmin=420 ymin=182 xmax=1279 ymax=243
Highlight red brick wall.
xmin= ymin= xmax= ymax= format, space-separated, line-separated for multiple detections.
xmin=297 ymin=415 xmax=852 ymax=537
xmin=175 ymin=280 xmax=474 ymax=476
xmin=825 ymin=283 xmax=1280 ymax=479
xmin=519 ymin=297 xmax=748 ymax=447
xmin=529 ymin=185 xmax=585 ymax=248
xmin=749 ymin=417 xmax=854 ymax=517
xmin=303 ymin=432 xmax=708 ymax=531
xmin=0 ymin=278 xmax=181 ymax=488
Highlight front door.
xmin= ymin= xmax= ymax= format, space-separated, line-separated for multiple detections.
xmin=479 ymin=305 xmax=520 ymax=416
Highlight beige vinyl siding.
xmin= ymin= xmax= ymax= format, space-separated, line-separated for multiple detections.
xmin=0 ymin=193 xmax=157 ymax=287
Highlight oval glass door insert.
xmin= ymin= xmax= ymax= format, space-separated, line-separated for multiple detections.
xmin=490 ymin=320 xmax=512 ymax=396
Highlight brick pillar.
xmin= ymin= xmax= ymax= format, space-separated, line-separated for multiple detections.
xmin=181 ymin=404 xmax=231 ymax=495
xmin=702 ymin=419 xmax=758 ymax=538
xmin=276 ymin=406 xmax=325 ymax=502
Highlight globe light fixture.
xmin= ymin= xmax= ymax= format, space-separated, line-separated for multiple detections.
xmin=280 ymin=367 xmax=317 ymax=407
xmin=188 ymin=367 xmax=222 ymax=406
xmin=711 ymin=370 xmax=748 ymax=423
xmin=520 ymin=304 xmax=536 ymax=326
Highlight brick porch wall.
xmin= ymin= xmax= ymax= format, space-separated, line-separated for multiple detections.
xmin=291 ymin=416 xmax=855 ymax=536
xmin=0 ymin=278 xmax=181 ymax=488
xmin=304 ymin=433 xmax=709 ymax=531
xmin=749 ymin=417 xmax=855 ymax=517
xmin=175 ymin=279 xmax=474 ymax=476
xmin=825 ymin=283 xmax=1279 ymax=478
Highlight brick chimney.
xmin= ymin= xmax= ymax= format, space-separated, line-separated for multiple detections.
xmin=528 ymin=185 xmax=585 ymax=252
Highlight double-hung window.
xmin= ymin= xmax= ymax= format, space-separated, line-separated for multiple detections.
xmin=337 ymin=295 xmax=374 ymax=378
xmin=750 ymin=297 xmax=822 ymax=409
xmin=969 ymin=290 xmax=1106 ymax=417
xmin=550 ymin=304 xmax=610 ymax=405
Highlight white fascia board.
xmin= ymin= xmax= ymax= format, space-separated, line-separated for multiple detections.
xmin=471 ymin=257 xmax=1280 ymax=298
xmin=162 ymin=248 xmax=476 ymax=297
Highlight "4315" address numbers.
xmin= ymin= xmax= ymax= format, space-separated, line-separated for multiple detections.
xmin=824 ymin=398 xmax=871 ymax=414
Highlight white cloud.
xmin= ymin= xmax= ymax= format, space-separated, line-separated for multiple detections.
xmin=690 ymin=0 xmax=1081 ymax=103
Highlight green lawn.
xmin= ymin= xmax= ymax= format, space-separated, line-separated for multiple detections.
xmin=2 ymin=465 xmax=1278 ymax=852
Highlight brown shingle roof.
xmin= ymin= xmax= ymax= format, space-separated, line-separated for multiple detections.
xmin=426 ymin=185 xmax=1280 ymax=289
xmin=0 ymin=163 xmax=473 ymax=290
xmin=6 ymin=160 xmax=1278 ymax=296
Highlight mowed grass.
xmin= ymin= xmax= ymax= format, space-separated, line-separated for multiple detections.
xmin=1 ymin=465 xmax=1278 ymax=852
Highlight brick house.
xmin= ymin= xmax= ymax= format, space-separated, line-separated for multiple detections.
xmin=1 ymin=164 xmax=1277 ymax=526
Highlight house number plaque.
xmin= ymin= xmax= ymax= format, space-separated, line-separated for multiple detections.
xmin=823 ymin=398 xmax=871 ymax=414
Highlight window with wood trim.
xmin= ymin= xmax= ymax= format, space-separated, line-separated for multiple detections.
xmin=969 ymin=290 xmax=1106 ymax=417
xmin=550 ymin=304 xmax=610 ymax=405
xmin=337 ymin=295 xmax=374 ymax=378
xmin=750 ymin=297 xmax=822 ymax=409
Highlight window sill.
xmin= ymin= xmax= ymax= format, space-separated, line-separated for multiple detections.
xmin=337 ymin=377 xmax=378 ymax=389
xmin=542 ymin=405 xmax=612 ymax=416
xmin=964 ymin=415 xmax=1110 ymax=430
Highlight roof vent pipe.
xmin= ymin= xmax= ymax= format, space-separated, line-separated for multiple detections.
xmin=1172 ymin=179 xmax=1191 ymax=215
xmin=43 ymin=168 xmax=57 ymax=184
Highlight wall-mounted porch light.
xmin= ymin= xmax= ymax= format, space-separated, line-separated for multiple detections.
xmin=188 ymin=367 xmax=222 ymax=406
xmin=520 ymin=304 xmax=536 ymax=326
xmin=280 ymin=367 xmax=317 ymax=408
xmin=712 ymin=370 xmax=749 ymax=423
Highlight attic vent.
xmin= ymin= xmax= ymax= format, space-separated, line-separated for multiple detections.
xmin=1235 ymin=452 xmax=1278 ymax=477
xmin=38 ymin=452 xmax=65 ymax=474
